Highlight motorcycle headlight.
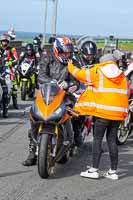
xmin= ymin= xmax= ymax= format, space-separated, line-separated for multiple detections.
xmin=129 ymin=101 xmax=133 ymax=112
xmin=55 ymin=107 xmax=62 ymax=115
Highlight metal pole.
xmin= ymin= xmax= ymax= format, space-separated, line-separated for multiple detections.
xmin=43 ymin=0 xmax=48 ymax=45
xmin=52 ymin=0 xmax=58 ymax=35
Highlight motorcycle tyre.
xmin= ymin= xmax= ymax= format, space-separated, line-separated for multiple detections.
xmin=116 ymin=122 xmax=129 ymax=145
xmin=21 ymin=81 xmax=27 ymax=101
xmin=38 ymin=134 xmax=51 ymax=179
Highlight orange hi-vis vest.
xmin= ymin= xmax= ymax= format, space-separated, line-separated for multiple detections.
xmin=68 ymin=61 xmax=129 ymax=121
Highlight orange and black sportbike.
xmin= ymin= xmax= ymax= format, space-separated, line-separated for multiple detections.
xmin=29 ymin=80 xmax=79 ymax=179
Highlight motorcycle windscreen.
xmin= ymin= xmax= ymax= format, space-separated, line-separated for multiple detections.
xmin=35 ymin=82 xmax=66 ymax=121
xmin=20 ymin=61 xmax=32 ymax=76
xmin=41 ymin=82 xmax=62 ymax=105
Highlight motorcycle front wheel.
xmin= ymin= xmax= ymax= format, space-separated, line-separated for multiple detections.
xmin=116 ymin=122 xmax=129 ymax=145
xmin=38 ymin=134 xmax=54 ymax=179
xmin=116 ymin=112 xmax=131 ymax=145
xmin=21 ymin=81 xmax=27 ymax=101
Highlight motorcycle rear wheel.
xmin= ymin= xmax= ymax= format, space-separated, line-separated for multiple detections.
xmin=38 ymin=134 xmax=53 ymax=179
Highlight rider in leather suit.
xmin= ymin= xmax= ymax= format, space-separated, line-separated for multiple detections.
xmin=0 ymin=34 xmax=19 ymax=117
xmin=72 ymin=40 xmax=99 ymax=146
xmin=22 ymin=37 xmax=80 ymax=166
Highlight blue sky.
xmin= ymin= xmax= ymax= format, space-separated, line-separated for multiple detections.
xmin=1 ymin=0 xmax=133 ymax=37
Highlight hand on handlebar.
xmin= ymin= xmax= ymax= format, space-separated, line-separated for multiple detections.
xmin=68 ymin=59 xmax=73 ymax=64
xmin=68 ymin=85 xmax=78 ymax=93
xmin=58 ymin=80 xmax=68 ymax=89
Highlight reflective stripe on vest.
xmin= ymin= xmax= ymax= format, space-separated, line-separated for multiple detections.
xmin=86 ymin=69 xmax=91 ymax=82
xmin=87 ymin=71 xmax=128 ymax=94
xmin=99 ymin=71 xmax=104 ymax=88
xmin=75 ymin=102 xmax=128 ymax=113
xmin=72 ymin=68 xmax=78 ymax=76
xmin=87 ymin=86 xmax=127 ymax=94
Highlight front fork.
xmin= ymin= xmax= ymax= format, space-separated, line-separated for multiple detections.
xmin=37 ymin=124 xmax=59 ymax=158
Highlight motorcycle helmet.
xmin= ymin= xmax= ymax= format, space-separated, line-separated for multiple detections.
xmin=113 ymin=50 xmax=127 ymax=71
xmin=53 ymin=37 xmax=74 ymax=64
xmin=81 ymin=41 xmax=97 ymax=64
xmin=0 ymin=34 xmax=10 ymax=47
xmin=25 ymin=43 xmax=34 ymax=55
xmin=38 ymin=34 xmax=43 ymax=40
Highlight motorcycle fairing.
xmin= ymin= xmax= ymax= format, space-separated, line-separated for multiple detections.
xmin=35 ymin=88 xmax=65 ymax=120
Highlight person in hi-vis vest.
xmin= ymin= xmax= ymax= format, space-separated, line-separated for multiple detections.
xmin=67 ymin=52 xmax=129 ymax=180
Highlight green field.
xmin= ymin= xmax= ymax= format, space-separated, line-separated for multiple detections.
xmin=19 ymin=37 xmax=133 ymax=52
xmin=96 ymin=41 xmax=133 ymax=51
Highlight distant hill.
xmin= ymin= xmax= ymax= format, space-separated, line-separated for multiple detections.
xmin=0 ymin=30 xmax=80 ymax=40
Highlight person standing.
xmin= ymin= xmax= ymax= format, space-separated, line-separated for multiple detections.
xmin=8 ymin=27 xmax=16 ymax=40
xmin=0 ymin=34 xmax=19 ymax=115
xmin=72 ymin=40 xmax=99 ymax=147
xmin=67 ymin=53 xmax=129 ymax=180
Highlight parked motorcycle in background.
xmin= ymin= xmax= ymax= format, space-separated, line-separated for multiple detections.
xmin=116 ymin=63 xmax=133 ymax=145
xmin=17 ymin=59 xmax=36 ymax=100
xmin=1 ymin=65 xmax=12 ymax=105
xmin=0 ymin=76 xmax=3 ymax=113
xmin=117 ymin=98 xmax=133 ymax=145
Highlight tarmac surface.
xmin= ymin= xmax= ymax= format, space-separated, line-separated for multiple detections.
xmin=0 ymin=91 xmax=133 ymax=200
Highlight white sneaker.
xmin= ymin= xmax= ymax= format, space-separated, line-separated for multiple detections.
xmin=80 ymin=168 xmax=99 ymax=179
xmin=103 ymin=171 xmax=118 ymax=180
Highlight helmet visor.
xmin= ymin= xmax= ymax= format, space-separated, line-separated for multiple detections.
xmin=59 ymin=52 xmax=72 ymax=60
xmin=58 ymin=43 xmax=73 ymax=54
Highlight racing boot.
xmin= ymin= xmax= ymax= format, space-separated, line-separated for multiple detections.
xmin=22 ymin=144 xmax=37 ymax=166
xmin=12 ymin=94 xmax=19 ymax=109
xmin=22 ymin=128 xmax=37 ymax=166
xmin=2 ymin=84 xmax=9 ymax=118
xmin=2 ymin=95 xmax=9 ymax=118
xmin=2 ymin=104 xmax=8 ymax=118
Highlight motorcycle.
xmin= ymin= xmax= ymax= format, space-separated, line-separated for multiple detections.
xmin=0 ymin=76 xmax=3 ymax=114
xmin=29 ymin=80 xmax=79 ymax=178
xmin=1 ymin=65 xmax=12 ymax=105
xmin=116 ymin=98 xmax=133 ymax=145
xmin=17 ymin=59 xmax=36 ymax=100
xmin=116 ymin=64 xmax=133 ymax=145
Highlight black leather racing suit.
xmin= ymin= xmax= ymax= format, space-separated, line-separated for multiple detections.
xmin=0 ymin=76 xmax=8 ymax=117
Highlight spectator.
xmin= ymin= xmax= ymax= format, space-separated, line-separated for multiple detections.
xmin=33 ymin=34 xmax=43 ymax=53
xmin=8 ymin=27 xmax=16 ymax=40
xmin=48 ymin=34 xmax=56 ymax=44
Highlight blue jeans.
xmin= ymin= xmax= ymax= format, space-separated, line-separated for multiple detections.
xmin=92 ymin=117 xmax=121 ymax=170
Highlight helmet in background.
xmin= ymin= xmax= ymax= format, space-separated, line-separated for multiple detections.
xmin=53 ymin=37 xmax=73 ymax=64
xmin=81 ymin=41 xmax=97 ymax=64
xmin=0 ymin=34 xmax=10 ymax=47
xmin=38 ymin=34 xmax=43 ymax=39
xmin=25 ymin=43 xmax=34 ymax=55
xmin=0 ymin=34 xmax=10 ymax=42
